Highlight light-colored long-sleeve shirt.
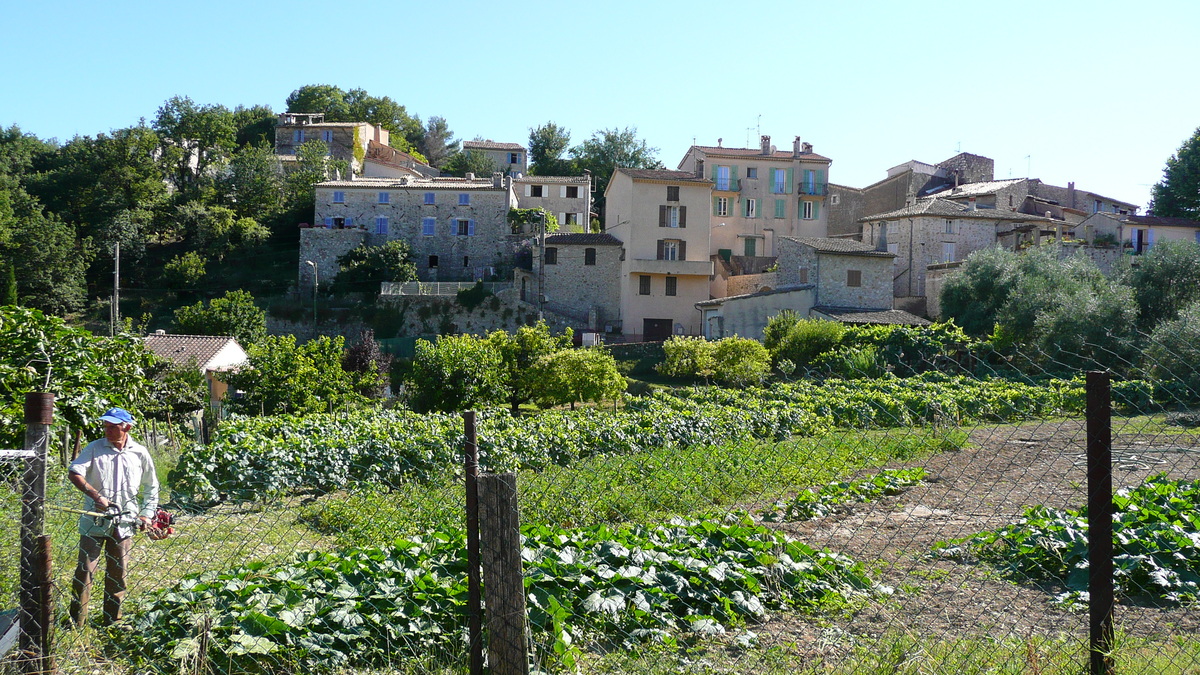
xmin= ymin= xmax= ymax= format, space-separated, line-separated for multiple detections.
xmin=69 ymin=437 xmax=159 ymax=538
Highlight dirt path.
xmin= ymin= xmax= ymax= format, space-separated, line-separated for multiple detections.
xmin=765 ymin=418 xmax=1200 ymax=650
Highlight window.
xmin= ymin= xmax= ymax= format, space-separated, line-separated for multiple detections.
xmin=639 ymin=275 xmax=651 ymax=295
xmin=565 ymin=185 xmax=579 ymax=198
xmin=332 ymin=191 xmax=345 ymax=203
xmin=564 ymin=212 xmax=580 ymax=225
xmin=659 ymin=240 xmax=680 ymax=261
xmin=1094 ymin=199 xmax=1102 ymax=213
xmin=665 ymin=276 xmax=677 ymax=296
xmin=429 ymin=255 xmax=439 ymax=268
xmin=830 ymin=194 xmax=841 ymax=205
xmin=716 ymin=165 xmax=731 ymax=191
xmin=544 ymin=247 xmax=558 ymax=265
xmin=584 ymin=247 xmax=596 ymax=265
xmin=743 ymin=237 xmax=756 ymax=256
xmin=798 ymin=267 xmax=809 ymax=284
xmin=771 ymin=168 xmax=787 ymax=194
xmin=422 ymin=217 xmax=436 ymax=235
xmin=530 ymin=185 xmax=544 ymax=197
xmin=942 ymin=242 xmax=956 ymax=263
xmin=459 ymin=193 xmax=471 ymax=205
xmin=802 ymin=201 xmax=815 ymax=219
xmin=847 ymin=270 xmax=862 ymax=287
xmin=292 ymin=130 xmax=304 ymax=143
xmin=463 ymin=256 xmax=470 ymax=267
xmin=378 ymin=192 xmax=390 ymax=204
xmin=945 ymin=219 xmax=955 ymax=234
xmin=508 ymin=152 xmax=521 ymax=164
xmin=745 ymin=199 xmax=757 ymax=218
xmin=667 ymin=186 xmax=680 ymax=201
xmin=745 ymin=167 xmax=758 ymax=179
xmin=424 ymin=192 xmax=436 ymax=205
xmin=321 ymin=130 xmax=333 ymax=143
xmin=375 ymin=216 xmax=388 ymax=235
xmin=457 ymin=219 xmax=474 ymax=236
xmin=774 ymin=199 xmax=786 ymax=219
xmin=714 ymin=197 xmax=729 ymax=216
xmin=660 ymin=205 xmax=686 ymax=228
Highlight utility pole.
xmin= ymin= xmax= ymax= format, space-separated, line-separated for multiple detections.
xmin=111 ymin=242 xmax=120 ymax=337
xmin=304 ymin=261 xmax=318 ymax=339
xmin=537 ymin=211 xmax=546 ymax=320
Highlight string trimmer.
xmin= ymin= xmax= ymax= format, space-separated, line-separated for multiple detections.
xmin=47 ymin=505 xmax=176 ymax=539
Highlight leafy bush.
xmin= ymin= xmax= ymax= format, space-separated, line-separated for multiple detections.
xmin=407 ymin=334 xmax=505 ymax=413
xmin=934 ymin=473 xmax=1200 ymax=605
xmin=530 ymin=348 xmax=626 ymax=408
xmin=763 ymin=314 xmax=846 ymax=369
xmin=172 ymin=289 xmax=267 ymax=347
xmin=1144 ymin=300 xmax=1200 ymax=401
xmin=710 ymin=336 xmax=770 ymax=387
xmin=455 ymin=281 xmax=490 ymax=309
xmin=333 ymin=240 xmax=417 ymax=293
xmin=117 ymin=518 xmax=877 ymax=674
xmin=656 ymin=336 xmax=714 ymax=380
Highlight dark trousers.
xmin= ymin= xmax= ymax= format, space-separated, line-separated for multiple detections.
xmin=69 ymin=534 xmax=132 ymax=627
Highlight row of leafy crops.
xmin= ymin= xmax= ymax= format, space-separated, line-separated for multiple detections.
xmin=116 ymin=518 xmax=876 ymax=674
xmin=934 ymin=473 xmax=1200 ymax=605
xmin=759 ymin=468 xmax=928 ymax=522
xmin=171 ymin=374 xmax=1092 ymax=503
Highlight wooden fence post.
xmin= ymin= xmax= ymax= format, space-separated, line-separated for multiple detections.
xmin=19 ymin=392 xmax=53 ymax=675
xmin=463 ymin=412 xmax=483 ymax=675
xmin=479 ymin=473 xmax=528 ymax=675
xmin=1086 ymin=372 xmax=1114 ymax=675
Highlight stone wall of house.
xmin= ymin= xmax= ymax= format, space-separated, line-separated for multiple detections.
xmin=936 ymin=153 xmax=994 ymax=184
xmin=513 ymin=178 xmax=591 ymax=228
xmin=726 ymin=272 xmax=778 ymax=296
xmin=826 ymin=184 xmax=866 ymax=239
xmin=864 ymin=215 xmax=999 ymax=298
xmin=518 ymin=242 xmax=623 ymax=329
xmin=314 ymin=181 xmax=515 ymax=282
xmin=299 ymin=227 xmax=368 ymax=287
xmin=813 ymin=253 xmax=893 ymax=309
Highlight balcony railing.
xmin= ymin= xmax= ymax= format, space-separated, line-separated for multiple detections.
xmin=381 ymin=281 xmax=513 ymax=296
xmin=799 ymin=182 xmax=829 ymax=196
xmin=713 ymin=178 xmax=741 ymax=192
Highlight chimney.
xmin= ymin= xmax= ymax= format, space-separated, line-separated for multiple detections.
xmin=346 ymin=163 xmax=354 ymax=181
xmin=493 ymin=172 xmax=503 ymax=188
xmin=802 ymin=142 xmax=813 ymax=154
xmin=968 ymin=196 xmax=977 ymax=211
xmin=717 ymin=137 xmax=723 ymax=148
xmin=793 ymin=136 xmax=802 ymax=158
xmin=1067 ymin=181 xmax=1076 ymax=209
xmin=374 ymin=124 xmax=382 ymax=142
xmin=760 ymin=135 xmax=771 ymax=155
xmin=466 ymin=172 xmax=475 ymax=180
xmin=876 ymin=222 xmax=889 ymax=252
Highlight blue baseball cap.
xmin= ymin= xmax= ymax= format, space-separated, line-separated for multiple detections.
xmin=99 ymin=408 xmax=135 ymax=426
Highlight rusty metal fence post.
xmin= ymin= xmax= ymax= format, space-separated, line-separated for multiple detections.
xmin=19 ymin=393 xmax=54 ymax=674
xmin=1086 ymin=372 xmax=1114 ymax=675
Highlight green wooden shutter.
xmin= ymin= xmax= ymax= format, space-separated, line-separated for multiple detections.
xmin=816 ymin=169 xmax=826 ymax=193
xmin=813 ymin=201 xmax=820 ymax=220
xmin=731 ymin=166 xmax=739 ymax=190
xmin=787 ymin=168 xmax=795 ymax=194
xmin=713 ymin=196 xmax=719 ymax=215
xmin=679 ymin=206 xmax=687 ymax=228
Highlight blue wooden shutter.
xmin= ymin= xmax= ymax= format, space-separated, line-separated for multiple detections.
xmin=468 ymin=219 xmax=476 ymax=236
xmin=345 ymin=217 xmax=354 ymax=228
xmin=324 ymin=217 xmax=332 ymax=227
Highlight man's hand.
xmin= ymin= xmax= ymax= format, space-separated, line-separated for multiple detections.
xmin=95 ymin=496 xmax=111 ymax=511
xmin=138 ymin=516 xmax=151 ymax=531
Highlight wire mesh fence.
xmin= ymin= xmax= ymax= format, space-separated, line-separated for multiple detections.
xmin=10 ymin=336 xmax=1200 ymax=674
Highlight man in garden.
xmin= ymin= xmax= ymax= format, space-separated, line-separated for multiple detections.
xmin=67 ymin=407 xmax=159 ymax=627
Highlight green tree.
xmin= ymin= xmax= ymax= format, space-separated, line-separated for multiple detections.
xmin=0 ymin=124 xmax=54 ymax=179
xmin=407 ymin=335 xmax=505 ymax=413
xmin=487 ymin=322 xmax=573 ymax=413
xmin=1144 ymin=299 xmax=1200 ymax=398
xmin=284 ymin=139 xmax=337 ymax=212
xmin=333 ymin=240 xmax=417 ymax=293
xmin=1122 ymin=239 xmax=1200 ymax=331
xmin=0 ymin=305 xmax=156 ymax=448
xmin=531 ymin=348 xmax=625 ymax=409
xmin=154 ymin=96 xmax=237 ymax=197
xmin=1149 ymin=126 xmax=1200 ymax=219
xmin=232 ymin=104 xmax=277 ymax=147
xmin=711 ymin=337 xmax=771 ymax=387
xmin=939 ymin=246 xmax=1023 ymax=337
xmin=162 ymin=251 xmax=207 ymax=292
xmin=5 ymin=185 xmax=91 ymax=315
xmin=418 ymin=116 xmax=457 ymax=168
xmin=441 ymin=149 xmax=498 ymax=178
xmin=286 ymin=84 xmax=424 ymax=153
xmin=223 ymin=335 xmax=369 ymax=416
xmin=657 ymin=336 xmax=715 ymax=379
xmin=221 ymin=142 xmax=283 ymax=220
xmin=0 ymin=261 xmax=15 ymax=306
xmin=570 ymin=127 xmax=663 ymax=215
xmin=528 ymin=122 xmax=574 ymax=176
xmin=172 ymin=289 xmax=267 ymax=346
xmin=141 ymin=359 xmax=208 ymax=423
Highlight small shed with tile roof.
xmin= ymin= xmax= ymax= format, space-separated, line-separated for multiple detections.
xmin=143 ymin=333 xmax=248 ymax=406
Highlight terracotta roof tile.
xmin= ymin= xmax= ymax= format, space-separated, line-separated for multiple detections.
xmin=814 ymin=308 xmax=932 ymax=326
xmin=463 ymin=140 xmax=525 ymax=151
xmin=616 ymin=168 xmax=711 ymax=184
xmin=544 ymin=233 xmax=622 ymax=246
xmin=783 ymin=237 xmax=895 ymax=257
xmin=692 ymin=145 xmax=832 ymax=163
xmin=862 ymin=198 xmax=1053 ymax=222
xmin=143 ymin=334 xmax=245 ymax=370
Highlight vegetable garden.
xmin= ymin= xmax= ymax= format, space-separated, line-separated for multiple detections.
xmin=9 ymin=342 xmax=1200 ymax=674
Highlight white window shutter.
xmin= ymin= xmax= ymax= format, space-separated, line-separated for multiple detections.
xmin=524 ymin=185 xmax=531 ymax=197
xmin=559 ymin=212 xmax=566 ymax=226
xmin=560 ymin=185 xmax=567 ymax=198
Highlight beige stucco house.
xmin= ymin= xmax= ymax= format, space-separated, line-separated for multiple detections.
xmin=605 ymin=168 xmax=714 ymax=341
xmin=677 ymin=135 xmax=833 ymax=258
xmin=1079 ymin=213 xmax=1200 ymax=254
xmin=142 ymin=333 xmax=248 ymax=407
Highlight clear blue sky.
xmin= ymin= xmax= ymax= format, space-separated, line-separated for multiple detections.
xmin=3 ymin=0 xmax=1195 ymax=211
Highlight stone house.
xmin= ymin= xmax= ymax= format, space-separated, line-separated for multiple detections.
xmin=512 ymin=175 xmax=593 ymax=230
xmin=860 ymin=198 xmax=1054 ymax=313
xmin=274 ymin=113 xmax=384 ymax=175
xmin=142 ymin=332 xmax=248 ymax=407
xmin=302 ymin=174 xmax=517 ymax=285
xmin=514 ymin=232 xmax=623 ymax=331
xmin=362 ymin=141 xmax=438 ymax=178
xmin=676 ymin=135 xmax=833 ymax=257
xmin=462 ymin=140 xmax=527 ymax=175
xmin=604 ymin=168 xmax=715 ymax=341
